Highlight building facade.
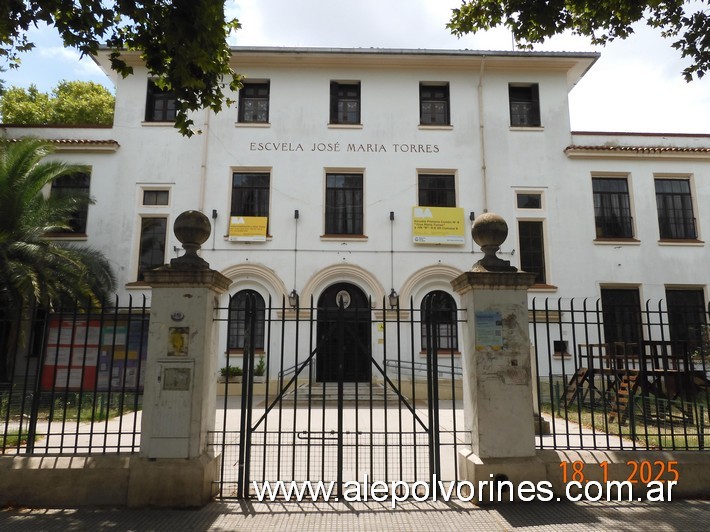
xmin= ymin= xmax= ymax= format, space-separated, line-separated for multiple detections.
xmin=4 ymin=47 xmax=710 ymax=377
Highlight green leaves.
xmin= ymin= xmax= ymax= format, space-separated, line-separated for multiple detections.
xmin=0 ymin=81 xmax=114 ymax=125
xmin=447 ymin=0 xmax=708 ymax=81
xmin=0 ymin=138 xmax=116 ymax=309
xmin=1 ymin=0 xmax=242 ymax=135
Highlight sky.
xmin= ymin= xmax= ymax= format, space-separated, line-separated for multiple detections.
xmin=4 ymin=0 xmax=710 ymax=134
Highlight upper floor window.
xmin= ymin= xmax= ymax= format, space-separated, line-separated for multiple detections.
xmin=137 ymin=217 xmax=167 ymax=281
xmin=655 ymin=178 xmax=697 ymax=240
xmin=145 ymin=80 xmax=176 ymax=122
xmin=50 ymin=172 xmax=90 ymax=234
xmin=420 ymin=83 xmax=450 ymax=126
xmin=325 ymin=173 xmax=363 ymax=235
xmin=238 ymin=81 xmax=270 ymax=123
xmin=516 ymin=192 xmax=542 ymax=209
xmin=142 ymin=190 xmax=169 ymax=206
xmin=231 ymin=172 xmax=270 ymax=230
xmin=592 ymin=177 xmax=633 ymax=239
xmin=418 ymin=174 xmax=455 ymax=207
xmin=330 ymin=82 xmax=361 ymax=125
xmin=508 ymin=83 xmax=540 ymax=127
xmin=518 ymin=220 xmax=547 ymax=285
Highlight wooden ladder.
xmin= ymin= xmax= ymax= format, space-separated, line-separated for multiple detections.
xmin=562 ymin=368 xmax=588 ymax=407
xmin=610 ymin=371 xmax=640 ymax=424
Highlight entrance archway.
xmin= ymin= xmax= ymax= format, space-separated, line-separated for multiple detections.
xmin=316 ymin=282 xmax=371 ymax=382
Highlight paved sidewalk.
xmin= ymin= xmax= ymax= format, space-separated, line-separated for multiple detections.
xmin=2 ymin=499 xmax=710 ymax=531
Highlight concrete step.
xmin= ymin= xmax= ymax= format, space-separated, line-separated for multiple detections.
xmin=279 ymin=382 xmax=406 ymax=405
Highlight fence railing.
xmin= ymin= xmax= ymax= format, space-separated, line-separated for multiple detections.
xmin=4 ymin=293 xmax=710 ymax=456
xmin=1 ymin=296 xmax=148 ymax=455
xmin=531 ymin=297 xmax=710 ymax=450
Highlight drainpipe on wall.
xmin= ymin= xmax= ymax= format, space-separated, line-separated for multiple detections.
xmin=477 ymin=57 xmax=489 ymax=213
xmin=198 ymin=108 xmax=211 ymax=212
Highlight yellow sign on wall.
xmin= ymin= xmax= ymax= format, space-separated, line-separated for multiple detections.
xmin=412 ymin=207 xmax=465 ymax=245
xmin=228 ymin=216 xmax=268 ymax=241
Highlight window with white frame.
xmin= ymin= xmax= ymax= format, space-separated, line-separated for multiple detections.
xmin=418 ymin=173 xmax=455 ymax=207
xmin=419 ymin=83 xmax=450 ymax=126
xmin=50 ymin=172 xmax=91 ymax=235
xmin=330 ymin=82 xmax=361 ymax=125
xmin=655 ymin=178 xmax=697 ymax=240
xmin=592 ymin=177 xmax=634 ymax=239
xmin=420 ymin=291 xmax=459 ymax=352
xmin=145 ymin=80 xmax=176 ymax=122
xmin=238 ymin=81 xmax=270 ymax=123
xmin=228 ymin=289 xmax=266 ymax=351
xmin=508 ymin=83 xmax=540 ymax=127
xmin=137 ymin=217 xmax=167 ymax=281
xmin=324 ymin=173 xmax=363 ymax=235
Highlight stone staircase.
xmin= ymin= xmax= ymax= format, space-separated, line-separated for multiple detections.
xmin=279 ymin=382 xmax=405 ymax=405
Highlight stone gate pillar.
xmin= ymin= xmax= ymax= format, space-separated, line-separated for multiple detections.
xmin=451 ymin=213 xmax=545 ymax=500
xmin=128 ymin=211 xmax=231 ymax=507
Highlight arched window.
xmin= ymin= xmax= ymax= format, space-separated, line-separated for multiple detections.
xmin=228 ymin=290 xmax=266 ymax=350
xmin=421 ymin=291 xmax=458 ymax=351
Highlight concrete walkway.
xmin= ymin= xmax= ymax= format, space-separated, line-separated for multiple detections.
xmin=2 ymin=499 xmax=710 ymax=531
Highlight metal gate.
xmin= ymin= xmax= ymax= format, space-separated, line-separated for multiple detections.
xmin=211 ymin=290 xmax=468 ymax=499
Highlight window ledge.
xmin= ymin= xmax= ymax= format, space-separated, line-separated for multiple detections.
xmin=125 ymin=281 xmax=151 ymax=290
xmin=235 ymin=122 xmax=270 ymax=128
xmin=45 ymin=233 xmax=88 ymax=241
xmin=418 ymin=125 xmax=453 ymax=130
xmin=320 ymin=234 xmax=368 ymax=241
xmin=328 ymin=124 xmax=363 ymax=129
xmin=530 ymin=284 xmax=558 ymax=292
xmin=593 ymin=238 xmax=641 ymax=245
xmin=223 ymin=235 xmax=273 ymax=242
xmin=509 ymin=126 xmax=544 ymax=132
xmin=658 ymin=239 xmax=704 ymax=246
xmin=141 ymin=121 xmax=175 ymax=127
xmin=419 ymin=351 xmax=461 ymax=357
xmin=226 ymin=349 xmax=266 ymax=356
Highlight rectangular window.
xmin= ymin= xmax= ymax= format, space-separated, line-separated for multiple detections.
xmin=137 ymin=217 xmax=167 ymax=281
xmin=231 ymin=172 xmax=270 ymax=230
xmin=330 ymin=82 xmax=361 ymax=124
xmin=601 ymin=288 xmax=642 ymax=346
xmin=325 ymin=173 xmax=363 ymax=235
xmin=666 ymin=288 xmax=706 ymax=349
xmin=418 ymin=174 xmax=455 ymax=207
xmin=143 ymin=190 xmax=169 ymax=206
xmin=145 ymin=80 xmax=176 ymax=122
xmin=518 ymin=220 xmax=546 ymax=285
xmin=655 ymin=179 xmax=697 ymax=240
xmin=50 ymin=172 xmax=91 ymax=234
xmin=238 ymin=81 xmax=270 ymax=123
xmin=516 ymin=193 xmax=542 ymax=209
xmin=419 ymin=83 xmax=450 ymax=125
xmin=509 ymin=84 xmax=540 ymax=127
xmin=592 ymin=177 xmax=633 ymax=239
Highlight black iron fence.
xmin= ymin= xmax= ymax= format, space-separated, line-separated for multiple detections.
xmin=0 ymin=296 xmax=148 ymax=454
xmin=3 ymin=291 xmax=709 ymax=464
xmin=209 ymin=292 xmax=468 ymax=499
xmin=531 ymin=297 xmax=710 ymax=451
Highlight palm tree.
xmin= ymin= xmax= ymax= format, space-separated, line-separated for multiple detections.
xmin=0 ymin=137 xmax=116 ymax=382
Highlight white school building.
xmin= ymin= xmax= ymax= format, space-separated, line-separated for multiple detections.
xmin=4 ymin=46 xmax=710 ymax=377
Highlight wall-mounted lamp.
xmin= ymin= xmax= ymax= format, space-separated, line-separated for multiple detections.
xmin=388 ymin=288 xmax=399 ymax=309
xmin=212 ymin=209 xmax=218 ymax=219
xmin=469 ymin=211 xmax=476 ymax=222
xmin=288 ymin=289 xmax=299 ymax=308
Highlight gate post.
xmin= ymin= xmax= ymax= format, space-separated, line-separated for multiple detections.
xmin=451 ymin=213 xmax=545 ymax=501
xmin=128 ymin=211 xmax=231 ymax=507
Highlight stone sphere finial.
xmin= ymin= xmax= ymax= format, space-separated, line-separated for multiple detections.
xmin=170 ymin=210 xmax=212 ymax=269
xmin=471 ymin=212 xmax=517 ymax=273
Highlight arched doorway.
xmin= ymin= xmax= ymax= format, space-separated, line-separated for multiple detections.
xmin=316 ymin=282 xmax=371 ymax=382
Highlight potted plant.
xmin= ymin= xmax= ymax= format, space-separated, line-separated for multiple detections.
xmin=219 ymin=365 xmax=243 ymax=383
xmin=253 ymin=356 xmax=266 ymax=383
